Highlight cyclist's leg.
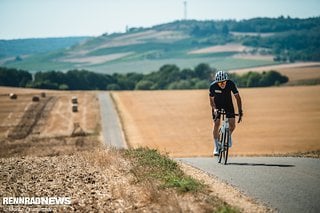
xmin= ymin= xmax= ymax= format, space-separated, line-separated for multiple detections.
xmin=213 ymin=118 xmax=221 ymax=139
xmin=229 ymin=118 xmax=236 ymax=133
xmin=213 ymin=118 xmax=221 ymax=155
xmin=226 ymin=112 xmax=236 ymax=147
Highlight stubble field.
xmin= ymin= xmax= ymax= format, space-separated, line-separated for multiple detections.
xmin=230 ymin=62 xmax=320 ymax=84
xmin=113 ymin=85 xmax=320 ymax=157
xmin=0 ymin=87 xmax=101 ymax=157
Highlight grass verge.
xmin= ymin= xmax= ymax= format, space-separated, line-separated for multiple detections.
xmin=125 ymin=147 xmax=203 ymax=192
xmin=124 ymin=147 xmax=239 ymax=212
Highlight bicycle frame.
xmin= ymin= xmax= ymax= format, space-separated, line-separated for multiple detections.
xmin=215 ymin=109 xmax=238 ymax=165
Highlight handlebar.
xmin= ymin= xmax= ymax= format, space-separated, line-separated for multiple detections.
xmin=217 ymin=111 xmax=239 ymax=116
xmin=213 ymin=109 xmax=242 ymax=123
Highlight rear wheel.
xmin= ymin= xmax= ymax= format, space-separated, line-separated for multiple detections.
xmin=223 ymin=130 xmax=229 ymax=165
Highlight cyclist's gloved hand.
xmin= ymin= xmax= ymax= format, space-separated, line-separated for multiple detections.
xmin=238 ymin=109 xmax=243 ymax=123
xmin=213 ymin=109 xmax=219 ymax=121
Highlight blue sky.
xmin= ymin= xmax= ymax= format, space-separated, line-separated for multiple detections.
xmin=0 ymin=0 xmax=319 ymax=39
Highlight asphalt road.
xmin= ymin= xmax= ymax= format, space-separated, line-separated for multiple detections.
xmin=177 ymin=157 xmax=320 ymax=213
xmin=98 ymin=92 xmax=127 ymax=148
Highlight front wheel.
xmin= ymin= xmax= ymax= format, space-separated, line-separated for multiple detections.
xmin=218 ymin=129 xmax=229 ymax=165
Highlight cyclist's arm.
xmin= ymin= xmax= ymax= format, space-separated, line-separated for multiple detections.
xmin=209 ymin=96 xmax=216 ymax=109
xmin=234 ymin=93 xmax=242 ymax=112
xmin=210 ymin=96 xmax=219 ymax=120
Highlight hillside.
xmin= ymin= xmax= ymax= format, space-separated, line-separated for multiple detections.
xmin=0 ymin=37 xmax=90 ymax=59
xmin=2 ymin=17 xmax=319 ymax=74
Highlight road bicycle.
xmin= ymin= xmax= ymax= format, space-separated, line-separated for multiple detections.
xmin=215 ymin=109 xmax=239 ymax=165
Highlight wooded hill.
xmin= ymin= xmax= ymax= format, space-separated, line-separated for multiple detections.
xmin=1 ymin=17 xmax=319 ymax=74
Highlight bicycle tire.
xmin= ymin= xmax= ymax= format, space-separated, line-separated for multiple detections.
xmin=217 ymin=129 xmax=223 ymax=163
xmin=218 ymin=130 xmax=227 ymax=164
xmin=223 ymin=130 xmax=229 ymax=165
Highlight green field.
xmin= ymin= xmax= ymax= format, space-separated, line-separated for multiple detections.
xmin=5 ymin=51 xmax=277 ymax=74
xmin=87 ymin=57 xmax=278 ymax=74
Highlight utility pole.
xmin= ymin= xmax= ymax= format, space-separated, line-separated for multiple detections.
xmin=183 ymin=0 xmax=187 ymax=20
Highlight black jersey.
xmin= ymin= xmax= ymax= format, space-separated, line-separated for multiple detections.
xmin=209 ymin=80 xmax=239 ymax=113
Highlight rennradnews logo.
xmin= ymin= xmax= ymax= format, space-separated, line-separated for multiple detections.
xmin=2 ymin=197 xmax=71 ymax=205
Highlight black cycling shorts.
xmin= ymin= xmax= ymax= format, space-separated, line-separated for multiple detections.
xmin=212 ymin=108 xmax=235 ymax=120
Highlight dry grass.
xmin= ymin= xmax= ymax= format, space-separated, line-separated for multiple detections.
xmin=112 ymin=86 xmax=320 ymax=157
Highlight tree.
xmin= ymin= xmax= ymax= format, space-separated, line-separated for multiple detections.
xmin=194 ymin=63 xmax=213 ymax=80
xmin=222 ymin=24 xmax=229 ymax=35
xmin=0 ymin=67 xmax=32 ymax=87
xmin=135 ymin=80 xmax=154 ymax=90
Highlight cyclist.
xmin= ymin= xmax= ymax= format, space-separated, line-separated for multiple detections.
xmin=209 ymin=70 xmax=243 ymax=156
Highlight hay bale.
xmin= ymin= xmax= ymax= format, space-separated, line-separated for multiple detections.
xmin=32 ymin=96 xmax=40 ymax=102
xmin=41 ymin=92 xmax=46 ymax=98
xmin=9 ymin=93 xmax=17 ymax=99
xmin=72 ymin=96 xmax=78 ymax=104
xmin=72 ymin=104 xmax=78 ymax=112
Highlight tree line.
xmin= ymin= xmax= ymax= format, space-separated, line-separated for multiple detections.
xmin=0 ymin=64 xmax=288 ymax=90
xmin=155 ymin=17 xmax=320 ymax=61
xmin=243 ymin=27 xmax=320 ymax=61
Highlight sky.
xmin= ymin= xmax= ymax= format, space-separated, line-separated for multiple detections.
xmin=0 ymin=0 xmax=319 ymax=40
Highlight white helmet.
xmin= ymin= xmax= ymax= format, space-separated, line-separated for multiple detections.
xmin=215 ymin=70 xmax=228 ymax=82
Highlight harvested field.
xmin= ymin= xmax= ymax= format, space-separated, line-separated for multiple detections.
xmin=230 ymin=62 xmax=320 ymax=83
xmin=276 ymin=66 xmax=320 ymax=83
xmin=60 ymin=53 xmax=133 ymax=65
xmin=232 ymin=54 xmax=274 ymax=61
xmin=0 ymin=88 xmax=101 ymax=157
xmin=40 ymin=93 xmax=100 ymax=138
xmin=7 ymin=96 xmax=54 ymax=139
xmin=189 ymin=43 xmax=247 ymax=54
xmin=112 ymin=86 xmax=320 ymax=157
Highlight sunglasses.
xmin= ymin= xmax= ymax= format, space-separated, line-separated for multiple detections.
xmin=218 ymin=81 xmax=227 ymax=84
